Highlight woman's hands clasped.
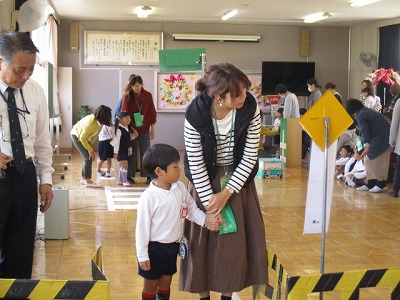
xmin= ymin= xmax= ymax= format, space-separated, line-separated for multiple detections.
xmin=206 ymin=189 xmax=232 ymax=215
xmin=203 ymin=189 xmax=232 ymax=231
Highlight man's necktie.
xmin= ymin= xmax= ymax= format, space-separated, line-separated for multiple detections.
xmin=6 ymin=87 xmax=27 ymax=173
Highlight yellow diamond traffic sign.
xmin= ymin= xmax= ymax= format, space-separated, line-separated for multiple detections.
xmin=299 ymin=90 xmax=354 ymax=151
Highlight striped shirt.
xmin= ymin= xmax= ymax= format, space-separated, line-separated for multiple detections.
xmin=184 ymin=106 xmax=261 ymax=206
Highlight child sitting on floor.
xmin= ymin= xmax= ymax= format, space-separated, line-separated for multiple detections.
xmin=343 ymin=148 xmax=366 ymax=187
xmin=336 ymin=145 xmax=353 ymax=179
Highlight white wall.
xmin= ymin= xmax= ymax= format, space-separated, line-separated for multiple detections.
xmin=349 ymin=25 xmax=379 ymax=99
xmin=0 ymin=4 xmax=398 ymax=150
xmin=57 ymin=20 xmax=350 ymax=150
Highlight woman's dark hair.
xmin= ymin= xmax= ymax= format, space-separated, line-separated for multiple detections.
xmin=275 ymin=84 xmax=288 ymax=94
xmin=348 ymin=122 xmax=356 ymax=130
xmin=195 ymin=62 xmax=251 ymax=99
xmin=389 ymin=83 xmax=400 ymax=96
xmin=93 ymin=105 xmax=112 ymax=126
xmin=362 ymin=79 xmax=373 ymax=89
xmin=114 ymin=111 xmax=130 ymax=134
xmin=307 ymin=78 xmax=321 ymax=88
xmin=384 ymin=110 xmax=392 ymax=122
xmin=277 ymin=107 xmax=284 ymax=114
xmin=142 ymin=144 xmax=180 ymax=179
xmin=362 ymin=86 xmax=374 ymax=96
xmin=325 ymin=82 xmax=336 ymax=89
xmin=299 ymin=108 xmax=307 ymax=115
xmin=123 ymin=74 xmax=144 ymax=102
xmin=346 ymin=98 xmax=364 ymax=115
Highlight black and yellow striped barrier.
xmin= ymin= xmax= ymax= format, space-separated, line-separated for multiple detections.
xmin=253 ymin=250 xmax=289 ymax=300
xmin=286 ymin=268 xmax=400 ymax=300
xmin=253 ymin=250 xmax=400 ymax=300
xmin=0 ymin=246 xmax=109 ymax=299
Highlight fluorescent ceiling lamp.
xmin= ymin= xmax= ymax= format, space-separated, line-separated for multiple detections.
xmin=222 ymin=9 xmax=238 ymax=21
xmin=172 ymin=33 xmax=261 ymax=42
xmin=135 ymin=6 xmax=152 ymax=18
xmin=350 ymin=0 xmax=380 ymax=7
xmin=304 ymin=12 xmax=332 ymax=23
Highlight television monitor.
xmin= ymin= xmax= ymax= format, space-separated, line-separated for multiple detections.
xmin=261 ymin=61 xmax=315 ymax=96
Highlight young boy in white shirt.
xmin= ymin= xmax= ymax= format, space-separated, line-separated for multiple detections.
xmin=136 ymin=144 xmax=220 ymax=300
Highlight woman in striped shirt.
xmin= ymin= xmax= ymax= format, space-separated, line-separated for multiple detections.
xmin=179 ymin=62 xmax=268 ymax=300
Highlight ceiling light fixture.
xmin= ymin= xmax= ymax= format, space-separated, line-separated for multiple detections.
xmin=136 ymin=6 xmax=152 ymax=18
xmin=221 ymin=9 xmax=238 ymax=21
xmin=350 ymin=0 xmax=380 ymax=8
xmin=172 ymin=33 xmax=261 ymax=42
xmin=303 ymin=12 xmax=332 ymax=23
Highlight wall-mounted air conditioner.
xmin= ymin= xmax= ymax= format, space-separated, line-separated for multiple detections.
xmin=172 ymin=33 xmax=261 ymax=42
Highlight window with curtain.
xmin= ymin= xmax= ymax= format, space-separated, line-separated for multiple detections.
xmin=30 ymin=15 xmax=59 ymax=117
xmin=31 ymin=15 xmax=58 ymax=66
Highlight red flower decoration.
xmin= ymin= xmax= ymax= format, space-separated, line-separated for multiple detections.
xmin=366 ymin=68 xmax=400 ymax=87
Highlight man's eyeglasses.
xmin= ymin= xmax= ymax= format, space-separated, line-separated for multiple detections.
xmin=0 ymin=113 xmax=30 ymax=143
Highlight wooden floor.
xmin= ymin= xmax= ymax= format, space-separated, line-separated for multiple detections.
xmin=32 ymin=151 xmax=400 ymax=300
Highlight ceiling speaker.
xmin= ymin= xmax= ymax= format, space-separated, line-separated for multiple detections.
xmin=300 ymin=29 xmax=310 ymax=57
xmin=70 ymin=22 xmax=79 ymax=52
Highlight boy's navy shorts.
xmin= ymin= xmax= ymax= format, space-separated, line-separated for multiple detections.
xmin=138 ymin=241 xmax=179 ymax=280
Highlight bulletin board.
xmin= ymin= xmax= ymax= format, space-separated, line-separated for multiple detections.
xmin=84 ymin=31 xmax=163 ymax=65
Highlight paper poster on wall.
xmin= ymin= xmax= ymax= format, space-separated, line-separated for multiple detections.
xmin=84 ymin=31 xmax=163 ymax=65
xmin=155 ymin=72 xmax=202 ymax=112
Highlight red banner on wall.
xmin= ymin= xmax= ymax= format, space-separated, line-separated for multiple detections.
xmin=268 ymin=95 xmax=281 ymax=105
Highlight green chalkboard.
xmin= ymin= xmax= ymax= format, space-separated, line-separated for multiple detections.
xmin=159 ymin=48 xmax=205 ymax=72
xmin=47 ymin=61 xmax=53 ymax=117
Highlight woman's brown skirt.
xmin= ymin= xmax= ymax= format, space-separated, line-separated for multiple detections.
xmin=365 ymin=147 xmax=391 ymax=181
xmin=179 ymin=166 xmax=268 ymax=293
